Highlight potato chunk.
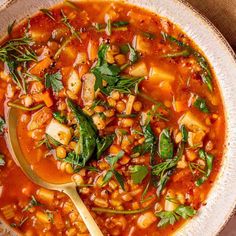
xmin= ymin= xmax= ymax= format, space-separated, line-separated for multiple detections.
xmin=46 ymin=119 xmax=72 ymax=145
xmin=129 ymin=62 xmax=148 ymax=77
xmin=81 ymin=73 xmax=96 ymax=106
xmin=133 ymin=35 xmax=150 ymax=54
xmin=28 ymin=107 xmax=52 ymax=131
xmin=178 ymin=111 xmax=208 ymax=132
xmin=67 ymin=70 xmax=81 ymax=94
xmin=149 ymin=66 xmax=175 ymax=82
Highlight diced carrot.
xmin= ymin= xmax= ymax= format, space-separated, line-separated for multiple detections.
xmin=173 ymin=101 xmax=186 ymax=112
xmin=119 ymin=155 xmax=130 ymax=165
xmin=30 ymin=57 xmax=52 ymax=76
xmin=42 ymin=91 xmax=53 ymax=107
xmin=54 ymin=212 xmax=65 ymax=230
xmin=109 ymin=145 xmax=121 ymax=155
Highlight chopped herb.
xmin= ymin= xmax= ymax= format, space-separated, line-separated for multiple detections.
xmin=0 ymin=117 xmax=5 ymax=134
xmin=45 ymin=210 xmax=54 ymax=223
xmin=141 ymin=180 xmax=150 ymax=202
xmin=0 ymin=154 xmax=5 ymax=166
xmin=112 ymin=21 xmax=129 ymax=27
xmin=193 ymin=96 xmax=209 ymax=113
xmin=0 ymin=36 xmax=37 ymax=93
xmin=8 ymin=20 xmax=16 ymax=35
xmin=45 ymin=71 xmax=64 ymax=92
xmin=8 ymin=102 xmax=44 ymax=111
xmin=53 ymin=111 xmax=67 ymax=124
xmin=161 ymin=50 xmax=190 ymax=58
xmin=129 ymin=165 xmax=148 ymax=184
xmin=159 ymin=128 xmax=174 ymax=159
xmin=61 ymin=10 xmax=81 ymax=41
xmin=96 ymin=134 xmax=115 ymax=159
xmin=141 ymin=31 xmax=156 ymax=40
xmin=161 ymin=32 xmax=213 ymax=92
xmin=180 ymin=125 xmax=188 ymax=143
xmin=92 ymin=206 xmax=151 ymax=214
xmin=195 ymin=149 xmax=214 ymax=186
xmin=116 ymin=114 xmax=137 ymax=118
xmin=66 ymin=100 xmax=97 ymax=169
xmin=40 ymin=9 xmax=55 ymax=21
xmin=22 ymin=195 xmax=42 ymax=212
xmin=156 ymin=205 xmax=196 ymax=227
xmin=10 ymin=217 xmax=29 ymax=228
xmin=128 ymin=44 xmax=139 ymax=64
xmin=152 ymin=143 xmax=184 ymax=197
xmin=103 ymin=151 xmax=125 ymax=190
xmin=64 ymin=1 xmax=80 ymax=10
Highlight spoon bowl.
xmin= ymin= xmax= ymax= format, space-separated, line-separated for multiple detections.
xmin=7 ymin=107 xmax=103 ymax=236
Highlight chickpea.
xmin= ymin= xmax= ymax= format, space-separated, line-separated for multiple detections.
xmin=137 ymin=212 xmax=157 ymax=229
xmin=116 ymin=101 xmax=126 ymax=113
xmin=94 ymin=105 xmax=105 ymax=113
xmin=121 ymin=118 xmax=134 ymax=128
xmin=104 ymin=109 xmax=115 ymax=118
xmin=65 ymin=163 xmax=74 ymax=174
xmin=111 ymin=91 xmax=120 ymax=100
xmin=56 ymin=146 xmax=67 ymax=159
xmin=108 ymin=97 xmax=116 ymax=107
xmin=114 ymin=54 xmax=126 ymax=65
xmin=23 ymin=95 xmax=34 ymax=107
xmin=69 ymin=141 xmax=77 ymax=150
xmin=133 ymin=101 xmax=142 ymax=112
xmin=72 ymin=174 xmax=84 ymax=185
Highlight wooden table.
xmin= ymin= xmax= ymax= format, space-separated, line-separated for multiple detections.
xmin=186 ymin=1 xmax=236 ymax=235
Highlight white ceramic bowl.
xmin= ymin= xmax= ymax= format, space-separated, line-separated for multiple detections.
xmin=0 ymin=0 xmax=236 ymax=235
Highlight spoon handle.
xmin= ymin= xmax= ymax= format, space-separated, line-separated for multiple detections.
xmin=64 ymin=187 xmax=103 ymax=236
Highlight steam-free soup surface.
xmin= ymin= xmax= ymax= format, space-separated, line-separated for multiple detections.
xmin=0 ymin=1 xmax=225 ymax=235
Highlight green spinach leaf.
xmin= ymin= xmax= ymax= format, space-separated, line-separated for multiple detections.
xmin=159 ymin=128 xmax=174 ymax=159
xmin=130 ymin=165 xmax=148 ymax=184
xmin=45 ymin=71 xmax=63 ymax=92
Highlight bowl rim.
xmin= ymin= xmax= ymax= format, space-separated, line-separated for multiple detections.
xmin=0 ymin=0 xmax=236 ymax=235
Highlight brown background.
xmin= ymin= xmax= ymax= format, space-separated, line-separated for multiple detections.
xmin=186 ymin=0 xmax=236 ymax=235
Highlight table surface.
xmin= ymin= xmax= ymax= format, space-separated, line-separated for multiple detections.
xmin=186 ymin=1 xmax=236 ymax=235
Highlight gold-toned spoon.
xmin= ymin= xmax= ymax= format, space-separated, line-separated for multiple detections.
xmin=6 ymin=107 xmax=103 ymax=236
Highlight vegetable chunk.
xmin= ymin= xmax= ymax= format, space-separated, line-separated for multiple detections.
xmin=46 ymin=119 xmax=72 ymax=145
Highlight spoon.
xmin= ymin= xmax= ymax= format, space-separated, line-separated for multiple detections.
xmin=6 ymin=107 xmax=103 ymax=236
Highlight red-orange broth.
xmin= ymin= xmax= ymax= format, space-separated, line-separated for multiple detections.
xmin=0 ymin=1 xmax=225 ymax=235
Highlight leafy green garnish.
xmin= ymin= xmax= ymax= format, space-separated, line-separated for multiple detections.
xmin=195 ymin=149 xmax=214 ymax=186
xmin=132 ymin=122 xmax=156 ymax=163
xmin=156 ymin=205 xmax=196 ymax=227
xmin=40 ymin=9 xmax=55 ymax=21
xmin=0 ymin=36 xmax=37 ymax=93
xmin=130 ymin=165 xmax=148 ymax=184
xmin=92 ymin=43 xmax=144 ymax=95
xmin=161 ymin=32 xmax=213 ymax=92
xmin=8 ymin=20 xmax=16 ymax=35
xmin=96 ymin=134 xmax=115 ymax=159
xmin=103 ymin=150 xmax=125 ymax=190
xmin=67 ymin=99 xmax=98 ymax=168
xmin=0 ymin=154 xmax=5 ymax=166
xmin=37 ymin=134 xmax=60 ymax=149
xmin=128 ymin=44 xmax=139 ymax=64
xmin=141 ymin=31 xmax=156 ymax=40
xmin=193 ymin=96 xmax=209 ymax=113
xmin=159 ymin=128 xmax=174 ymax=159
xmin=181 ymin=125 xmax=188 ymax=143
xmin=0 ymin=117 xmax=5 ymax=134
xmin=53 ymin=111 xmax=67 ymax=124
xmin=45 ymin=71 xmax=63 ymax=92
xmin=152 ymin=143 xmax=184 ymax=197
xmin=112 ymin=21 xmax=129 ymax=27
